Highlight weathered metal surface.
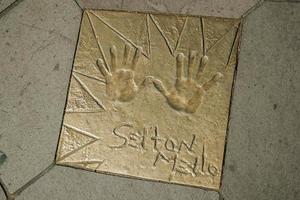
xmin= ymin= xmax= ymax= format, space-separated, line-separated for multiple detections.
xmin=56 ymin=10 xmax=241 ymax=190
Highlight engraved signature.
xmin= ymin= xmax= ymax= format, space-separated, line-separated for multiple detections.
xmin=108 ymin=124 xmax=219 ymax=178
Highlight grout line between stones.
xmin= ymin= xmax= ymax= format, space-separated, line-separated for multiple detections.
xmin=0 ymin=176 xmax=14 ymax=200
xmin=0 ymin=0 xmax=25 ymax=19
xmin=73 ymin=0 xmax=83 ymax=10
xmin=218 ymin=192 xmax=225 ymax=200
xmin=0 ymin=162 xmax=55 ymax=200
xmin=121 ymin=0 xmax=125 ymax=9
xmin=241 ymin=0 xmax=264 ymax=18
xmin=12 ymin=162 xmax=56 ymax=198
xmin=265 ymin=0 xmax=300 ymax=2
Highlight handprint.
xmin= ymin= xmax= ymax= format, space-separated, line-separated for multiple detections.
xmin=97 ymin=44 xmax=142 ymax=102
xmin=152 ymin=52 xmax=223 ymax=113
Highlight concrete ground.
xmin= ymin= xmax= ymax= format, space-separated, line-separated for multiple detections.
xmin=0 ymin=0 xmax=299 ymax=199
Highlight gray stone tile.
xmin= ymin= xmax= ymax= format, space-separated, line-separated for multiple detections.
xmin=0 ymin=188 xmax=5 ymax=200
xmin=122 ymin=0 xmax=259 ymax=18
xmin=221 ymin=1 xmax=300 ymax=200
xmin=265 ymin=0 xmax=300 ymax=2
xmin=0 ymin=0 xmax=81 ymax=192
xmin=76 ymin=0 xmax=123 ymax=9
xmin=18 ymin=165 xmax=219 ymax=200
xmin=0 ymin=0 xmax=15 ymax=13
xmin=77 ymin=0 xmax=258 ymax=18
xmin=0 ymin=151 xmax=7 ymax=167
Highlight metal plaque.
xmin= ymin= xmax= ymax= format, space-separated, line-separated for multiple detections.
xmin=56 ymin=10 xmax=241 ymax=190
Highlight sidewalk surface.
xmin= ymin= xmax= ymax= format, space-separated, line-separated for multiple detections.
xmin=0 ymin=0 xmax=299 ymax=200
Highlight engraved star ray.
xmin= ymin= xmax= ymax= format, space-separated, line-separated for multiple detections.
xmin=74 ymin=12 xmax=106 ymax=80
xmin=207 ymin=22 xmax=241 ymax=71
xmin=56 ymin=124 xmax=101 ymax=162
xmin=60 ymin=160 xmax=105 ymax=171
xmin=203 ymin=17 xmax=240 ymax=54
xmin=65 ymin=74 xmax=106 ymax=113
xmin=89 ymin=10 xmax=150 ymax=59
xmin=150 ymin=14 xmax=188 ymax=56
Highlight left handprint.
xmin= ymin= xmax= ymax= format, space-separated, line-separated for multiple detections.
xmin=97 ymin=44 xmax=142 ymax=102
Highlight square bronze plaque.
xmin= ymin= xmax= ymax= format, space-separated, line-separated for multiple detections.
xmin=56 ymin=9 xmax=241 ymax=190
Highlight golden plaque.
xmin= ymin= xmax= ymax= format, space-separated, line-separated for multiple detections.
xmin=56 ymin=10 xmax=241 ymax=190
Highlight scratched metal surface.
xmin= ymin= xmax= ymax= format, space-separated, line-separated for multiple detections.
xmin=55 ymin=10 xmax=240 ymax=190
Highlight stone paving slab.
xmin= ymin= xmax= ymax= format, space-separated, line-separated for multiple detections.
xmin=0 ymin=0 xmax=81 ymax=192
xmin=77 ymin=0 xmax=259 ymax=18
xmin=18 ymin=165 xmax=219 ymax=200
xmin=76 ymin=0 xmax=123 ymax=10
xmin=221 ymin=1 xmax=300 ymax=200
xmin=0 ymin=189 xmax=5 ymax=200
xmin=0 ymin=0 xmax=15 ymax=13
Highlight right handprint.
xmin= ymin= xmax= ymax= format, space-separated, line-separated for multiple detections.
xmin=152 ymin=51 xmax=223 ymax=113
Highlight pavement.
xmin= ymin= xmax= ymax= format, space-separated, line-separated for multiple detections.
xmin=0 ymin=0 xmax=299 ymax=200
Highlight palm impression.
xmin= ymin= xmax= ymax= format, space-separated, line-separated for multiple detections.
xmin=97 ymin=44 xmax=142 ymax=102
xmin=153 ymin=52 xmax=223 ymax=113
